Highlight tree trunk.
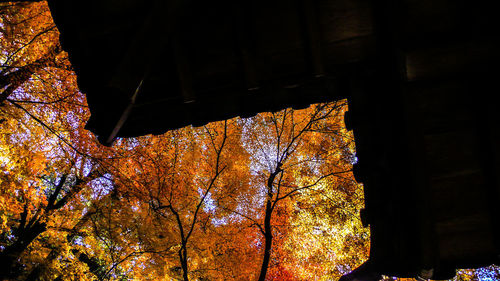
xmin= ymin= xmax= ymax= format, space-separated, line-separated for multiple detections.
xmin=179 ymin=245 xmax=189 ymax=281
xmin=0 ymin=221 xmax=46 ymax=280
xmin=257 ymin=199 xmax=273 ymax=281
xmin=25 ymin=210 xmax=95 ymax=281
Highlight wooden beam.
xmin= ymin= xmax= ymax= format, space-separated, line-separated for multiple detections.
xmin=301 ymin=0 xmax=325 ymax=77
xmin=234 ymin=1 xmax=260 ymax=90
xmin=173 ymin=37 xmax=196 ymax=103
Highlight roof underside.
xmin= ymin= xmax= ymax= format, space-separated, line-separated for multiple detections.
xmin=49 ymin=0 xmax=369 ymax=142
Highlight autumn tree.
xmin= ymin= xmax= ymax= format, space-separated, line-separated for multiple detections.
xmin=0 ymin=58 xmax=113 ymax=279
xmin=107 ymin=119 xmax=255 ymax=280
xmin=221 ymin=101 xmax=369 ymax=281
xmin=0 ymin=2 xmax=122 ymax=280
xmin=90 ymin=101 xmax=371 ymax=281
xmin=0 ymin=2 xmax=64 ymax=105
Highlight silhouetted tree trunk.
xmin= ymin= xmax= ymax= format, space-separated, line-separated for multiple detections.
xmin=0 ymin=170 xmax=100 ymax=280
xmin=0 ymin=221 xmax=47 ymax=280
xmin=257 ymin=164 xmax=282 ymax=281
xmin=257 ymin=198 xmax=273 ymax=281
xmin=24 ymin=210 xmax=96 ymax=281
xmin=179 ymin=245 xmax=189 ymax=281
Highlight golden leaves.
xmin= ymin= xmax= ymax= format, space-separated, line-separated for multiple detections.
xmin=0 ymin=3 xmax=370 ymax=281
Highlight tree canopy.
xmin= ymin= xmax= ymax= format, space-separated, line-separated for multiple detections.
xmin=2 ymin=2 xmax=498 ymax=281
xmin=0 ymin=3 xmax=369 ymax=280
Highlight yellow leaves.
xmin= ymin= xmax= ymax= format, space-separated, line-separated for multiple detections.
xmin=2 ymin=3 xmax=365 ymax=277
xmin=0 ymin=212 xmax=9 ymax=233
xmin=0 ymin=2 xmax=57 ymax=64
xmin=280 ymin=181 xmax=369 ymax=279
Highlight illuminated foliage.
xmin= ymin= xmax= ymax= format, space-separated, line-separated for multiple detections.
xmin=4 ymin=2 xmax=497 ymax=281
xmin=1 ymin=2 xmax=113 ymax=280
xmin=1 ymin=3 xmax=371 ymax=278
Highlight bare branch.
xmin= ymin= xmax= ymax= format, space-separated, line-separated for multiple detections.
xmin=186 ymin=121 xmax=228 ymax=241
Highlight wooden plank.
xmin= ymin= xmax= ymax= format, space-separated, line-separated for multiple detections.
xmin=301 ymin=0 xmax=325 ymax=76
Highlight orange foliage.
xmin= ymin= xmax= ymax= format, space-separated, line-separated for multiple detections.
xmin=1 ymin=2 xmax=370 ymax=281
